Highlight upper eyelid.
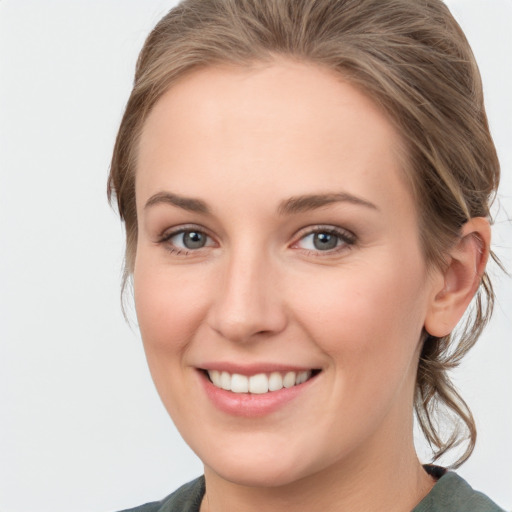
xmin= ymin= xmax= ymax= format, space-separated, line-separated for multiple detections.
xmin=159 ymin=224 xmax=214 ymax=240
xmin=293 ymin=224 xmax=356 ymax=241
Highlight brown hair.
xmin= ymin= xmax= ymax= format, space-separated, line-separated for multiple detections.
xmin=108 ymin=0 xmax=500 ymax=467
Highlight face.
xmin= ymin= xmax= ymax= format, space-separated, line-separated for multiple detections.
xmin=134 ymin=60 xmax=440 ymax=487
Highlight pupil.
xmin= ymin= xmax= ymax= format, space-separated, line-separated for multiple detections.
xmin=313 ymin=232 xmax=338 ymax=250
xmin=183 ymin=231 xmax=206 ymax=249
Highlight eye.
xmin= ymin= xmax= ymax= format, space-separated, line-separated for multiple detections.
xmin=172 ymin=230 xmax=209 ymax=249
xmin=294 ymin=227 xmax=355 ymax=253
xmin=158 ymin=227 xmax=215 ymax=254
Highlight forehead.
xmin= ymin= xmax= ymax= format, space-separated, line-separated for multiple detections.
xmin=136 ymin=59 xmax=413 ymax=218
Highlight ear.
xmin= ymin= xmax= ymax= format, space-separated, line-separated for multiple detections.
xmin=424 ymin=217 xmax=491 ymax=338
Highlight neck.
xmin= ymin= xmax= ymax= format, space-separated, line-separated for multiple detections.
xmin=201 ymin=434 xmax=434 ymax=512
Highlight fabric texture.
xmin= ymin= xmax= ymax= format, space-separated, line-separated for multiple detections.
xmin=412 ymin=471 xmax=505 ymax=512
xmin=118 ymin=477 xmax=204 ymax=512
xmin=118 ymin=471 xmax=505 ymax=512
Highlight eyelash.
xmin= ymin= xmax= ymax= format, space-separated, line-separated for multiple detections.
xmin=157 ymin=225 xmax=215 ymax=256
xmin=292 ymin=225 xmax=356 ymax=255
xmin=156 ymin=225 xmax=356 ymax=257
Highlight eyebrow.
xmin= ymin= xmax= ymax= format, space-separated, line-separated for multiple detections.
xmin=144 ymin=191 xmax=210 ymax=214
xmin=144 ymin=190 xmax=378 ymax=215
xmin=278 ymin=192 xmax=378 ymax=215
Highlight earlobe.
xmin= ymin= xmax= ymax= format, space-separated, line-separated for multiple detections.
xmin=424 ymin=217 xmax=491 ymax=338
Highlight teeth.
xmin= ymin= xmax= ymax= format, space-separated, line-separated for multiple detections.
xmin=209 ymin=370 xmax=221 ymax=387
xmin=283 ymin=371 xmax=296 ymax=388
xmin=231 ymin=373 xmax=249 ymax=393
xmin=268 ymin=372 xmax=283 ymax=391
xmin=207 ymin=370 xmax=313 ymax=394
xmin=296 ymin=370 xmax=309 ymax=385
xmin=249 ymin=374 xmax=269 ymax=394
xmin=220 ymin=371 xmax=231 ymax=390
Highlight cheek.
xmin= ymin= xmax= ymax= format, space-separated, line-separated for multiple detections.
xmin=132 ymin=255 xmax=214 ymax=422
xmin=133 ymin=255 xmax=211 ymax=357
xmin=289 ymin=256 xmax=428 ymax=375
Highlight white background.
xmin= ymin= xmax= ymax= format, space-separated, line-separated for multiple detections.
xmin=0 ymin=1 xmax=511 ymax=511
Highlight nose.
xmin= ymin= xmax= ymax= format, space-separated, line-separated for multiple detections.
xmin=207 ymin=247 xmax=288 ymax=343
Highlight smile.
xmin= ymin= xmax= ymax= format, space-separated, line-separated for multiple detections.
xmin=206 ymin=369 xmax=317 ymax=394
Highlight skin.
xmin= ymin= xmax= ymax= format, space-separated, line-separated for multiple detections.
xmin=133 ymin=59 xmax=489 ymax=512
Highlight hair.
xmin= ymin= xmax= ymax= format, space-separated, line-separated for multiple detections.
xmin=108 ymin=0 xmax=500 ymax=468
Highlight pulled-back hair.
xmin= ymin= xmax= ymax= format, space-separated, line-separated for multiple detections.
xmin=108 ymin=0 xmax=500 ymax=467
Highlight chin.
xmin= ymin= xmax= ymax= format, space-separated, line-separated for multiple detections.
xmin=208 ymin=458 xmax=311 ymax=488
xmin=199 ymin=437 xmax=333 ymax=489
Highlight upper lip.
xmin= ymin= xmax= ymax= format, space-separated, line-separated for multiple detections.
xmin=198 ymin=362 xmax=321 ymax=376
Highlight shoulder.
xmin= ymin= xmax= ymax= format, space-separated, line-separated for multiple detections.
xmin=414 ymin=471 xmax=505 ymax=512
xmin=117 ymin=476 xmax=205 ymax=512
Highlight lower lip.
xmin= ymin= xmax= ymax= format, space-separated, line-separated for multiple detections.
xmin=199 ymin=371 xmax=317 ymax=417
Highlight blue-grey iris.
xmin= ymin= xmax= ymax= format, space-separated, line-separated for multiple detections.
xmin=183 ymin=231 xmax=206 ymax=249
xmin=314 ymin=232 xmax=338 ymax=250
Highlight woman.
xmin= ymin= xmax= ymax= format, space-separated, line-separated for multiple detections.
xmin=108 ymin=0 xmax=505 ymax=510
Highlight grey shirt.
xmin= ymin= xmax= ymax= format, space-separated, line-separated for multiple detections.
xmin=119 ymin=471 xmax=505 ymax=512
